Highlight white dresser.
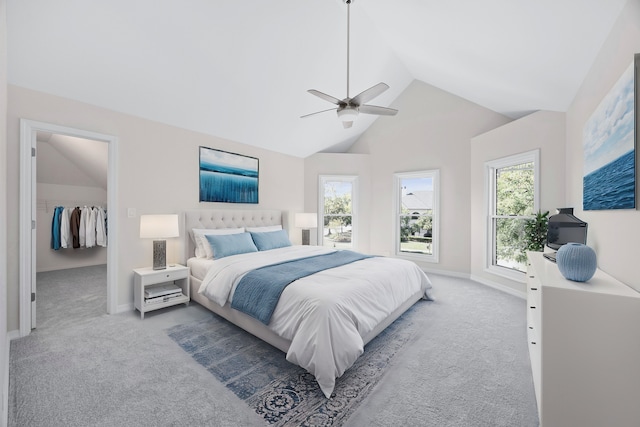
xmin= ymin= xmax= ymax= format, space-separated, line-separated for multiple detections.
xmin=527 ymin=251 xmax=640 ymax=427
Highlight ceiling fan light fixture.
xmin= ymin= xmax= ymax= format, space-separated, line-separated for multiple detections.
xmin=338 ymin=107 xmax=358 ymax=123
xmin=301 ymin=0 xmax=398 ymax=124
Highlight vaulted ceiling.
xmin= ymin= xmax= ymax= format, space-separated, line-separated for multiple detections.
xmin=37 ymin=133 xmax=108 ymax=190
xmin=7 ymin=0 xmax=627 ymax=158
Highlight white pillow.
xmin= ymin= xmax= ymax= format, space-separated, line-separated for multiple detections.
xmin=192 ymin=228 xmax=245 ymax=259
xmin=245 ymin=225 xmax=282 ymax=233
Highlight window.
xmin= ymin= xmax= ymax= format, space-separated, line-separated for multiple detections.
xmin=319 ymin=175 xmax=357 ymax=249
xmin=394 ymin=170 xmax=439 ymax=262
xmin=486 ymin=150 xmax=539 ymax=278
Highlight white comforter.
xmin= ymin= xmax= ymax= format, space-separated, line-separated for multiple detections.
xmin=198 ymin=245 xmax=432 ymax=398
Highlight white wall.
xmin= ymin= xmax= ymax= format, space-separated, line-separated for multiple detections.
xmin=6 ymin=85 xmax=305 ymax=331
xmin=565 ymin=0 xmax=640 ymax=292
xmin=470 ymin=111 xmax=566 ymax=294
xmin=344 ymin=80 xmax=511 ymax=274
xmin=36 ymin=183 xmax=108 ymax=272
xmin=0 ymin=0 xmax=8 ymax=423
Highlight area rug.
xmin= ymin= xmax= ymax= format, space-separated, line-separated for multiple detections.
xmin=166 ymin=302 xmax=425 ymax=426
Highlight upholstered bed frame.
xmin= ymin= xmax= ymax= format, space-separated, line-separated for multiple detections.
xmin=183 ymin=209 xmax=285 ymax=267
xmin=182 ymin=209 xmax=422 ymax=357
xmin=182 ymin=209 xmax=291 ymax=352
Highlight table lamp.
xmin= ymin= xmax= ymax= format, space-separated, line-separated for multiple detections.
xmin=140 ymin=214 xmax=179 ymax=270
xmin=295 ymin=213 xmax=318 ymax=245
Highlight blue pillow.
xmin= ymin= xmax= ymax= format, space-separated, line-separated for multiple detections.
xmin=205 ymin=232 xmax=258 ymax=259
xmin=250 ymin=230 xmax=292 ymax=251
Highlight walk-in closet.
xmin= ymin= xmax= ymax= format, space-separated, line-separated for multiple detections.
xmin=35 ymin=132 xmax=109 ymax=329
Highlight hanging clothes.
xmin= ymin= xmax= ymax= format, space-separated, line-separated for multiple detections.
xmin=70 ymin=207 xmax=81 ymax=249
xmin=50 ymin=204 xmax=107 ymax=250
xmin=96 ymin=207 xmax=107 ymax=247
xmin=60 ymin=207 xmax=71 ymax=249
xmin=51 ymin=206 xmax=64 ymax=250
xmin=85 ymin=207 xmax=96 ymax=248
xmin=78 ymin=206 xmax=88 ymax=248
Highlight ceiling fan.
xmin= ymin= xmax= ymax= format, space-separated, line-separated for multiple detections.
xmin=301 ymin=0 xmax=398 ymax=129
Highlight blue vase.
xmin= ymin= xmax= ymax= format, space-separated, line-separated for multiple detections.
xmin=556 ymin=243 xmax=597 ymax=282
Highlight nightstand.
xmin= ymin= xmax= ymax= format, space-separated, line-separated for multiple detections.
xmin=133 ymin=264 xmax=190 ymax=319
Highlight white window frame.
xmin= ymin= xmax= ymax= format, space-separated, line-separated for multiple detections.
xmin=484 ymin=149 xmax=540 ymax=282
xmin=318 ymin=175 xmax=358 ymax=249
xmin=393 ymin=169 xmax=440 ymax=263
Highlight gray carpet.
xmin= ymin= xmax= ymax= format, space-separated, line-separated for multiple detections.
xmin=32 ymin=265 xmax=108 ymax=331
xmin=9 ymin=265 xmax=539 ymax=426
xmin=9 ymin=265 xmax=265 ymax=427
xmin=348 ymin=275 xmax=539 ymax=427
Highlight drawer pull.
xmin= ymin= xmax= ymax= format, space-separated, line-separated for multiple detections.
xmin=529 ymin=275 xmax=535 ymax=279
xmin=530 ymin=287 xmax=538 ymax=291
xmin=529 ymin=326 xmax=533 ymax=329
xmin=530 ymin=306 xmax=536 ymax=309
xmin=531 ymin=341 xmax=536 ymax=345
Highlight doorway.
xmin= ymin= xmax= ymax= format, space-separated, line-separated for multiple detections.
xmin=19 ymin=120 xmax=118 ymax=337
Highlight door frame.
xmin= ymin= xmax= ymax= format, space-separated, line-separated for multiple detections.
xmin=19 ymin=119 xmax=119 ymax=336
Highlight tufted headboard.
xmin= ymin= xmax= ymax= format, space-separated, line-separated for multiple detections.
xmin=182 ymin=209 xmax=283 ymax=262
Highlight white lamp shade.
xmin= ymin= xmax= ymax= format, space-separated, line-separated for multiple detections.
xmin=295 ymin=213 xmax=318 ymax=229
xmin=337 ymin=107 xmax=358 ymax=122
xmin=140 ymin=214 xmax=179 ymax=238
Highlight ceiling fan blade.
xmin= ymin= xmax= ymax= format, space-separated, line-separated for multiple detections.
xmin=300 ymin=107 xmax=338 ymax=119
xmin=307 ymin=89 xmax=342 ymax=105
xmin=351 ymin=83 xmax=389 ymax=106
xmin=342 ymin=121 xmax=354 ymax=129
xmin=359 ymin=104 xmax=398 ymax=116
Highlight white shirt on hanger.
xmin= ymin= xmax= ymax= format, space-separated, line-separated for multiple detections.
xmin=85 ymin=207 xmax=97 ymax=248
xmin=96 ymin=207 xmax=107 ymax=247
xmin=60 ymin=207 xmax=72 ymax=249
xmin=79 ymin=206 xmax=88 ymax=247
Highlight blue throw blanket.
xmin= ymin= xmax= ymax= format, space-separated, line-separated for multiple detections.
xmin=231 ymin=250 xmax=373 ymax=324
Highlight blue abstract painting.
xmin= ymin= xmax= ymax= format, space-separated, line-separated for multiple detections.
xmin=583 ymin=60 xmax=636 ymax=210
xmin=199 ymin=146 xmax=259 ymax=204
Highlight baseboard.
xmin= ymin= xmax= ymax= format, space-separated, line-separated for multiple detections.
xmin=117 ymin=303 xmax=134 ymax=314
xmin=470 ymin=274 xmax=526 ymax=299
xmin=420 ymin=267 xmax=526 ymax=299
xmin=420 ymin=267 xmax=471 ymax=280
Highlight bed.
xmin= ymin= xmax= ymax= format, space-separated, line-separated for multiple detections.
xmin=183 ymin=209 xmax=433 ymax=398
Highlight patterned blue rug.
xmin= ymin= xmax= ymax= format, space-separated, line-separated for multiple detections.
xmin=167 ymin=302 xmax=423 ymax=426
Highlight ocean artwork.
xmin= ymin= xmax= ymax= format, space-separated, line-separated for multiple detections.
xmin=583 ymin=60 xmax=636 ymax=210
xmin=199 ymin=147 xmax=259 ymax=204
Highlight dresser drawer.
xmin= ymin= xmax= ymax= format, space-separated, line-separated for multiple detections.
xmin=526 ymin=261 xmax=541 ymax=346
xmin=527 ymin=307 xmax=539 ymax=344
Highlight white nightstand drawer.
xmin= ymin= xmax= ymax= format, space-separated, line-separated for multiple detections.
xmin=146 ymin=268 xmax=187 ymax=283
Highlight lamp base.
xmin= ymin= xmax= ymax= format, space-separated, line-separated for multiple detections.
xmin=152 ymin=240 xmax=167 ymax=270
xmin=302 ymin=229 xmax=310 ymax=246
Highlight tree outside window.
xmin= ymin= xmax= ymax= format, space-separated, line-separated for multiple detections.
xmin=319 ymin=176 xmax=356 ymax=249
xmin=486 ymin=150 xmax=539 ymax=277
